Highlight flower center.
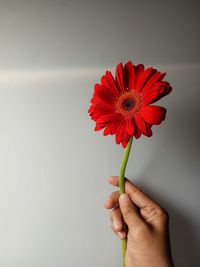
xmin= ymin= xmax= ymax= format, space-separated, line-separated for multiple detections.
xmin=115 ymin=89 xmax=143 ymax=118
xmin=122 ymin=98 xmax=135 ymax=111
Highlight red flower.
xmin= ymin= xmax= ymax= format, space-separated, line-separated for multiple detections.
xmin=88 ymin=60 xmax=172 ymax=148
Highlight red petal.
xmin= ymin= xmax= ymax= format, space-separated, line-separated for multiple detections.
xmin=117 ymin=119 xmax=126 ymax=134
xmin=96 ymin=113 xmax=121 ymax=124
xmin=115 ymin=119 xmax=130 ymax=145
xmin=134 ymin=114 xmax=146 ymax=134
xmin=142 ymin=71 xmax=166 ymax=94
xmin=135 ymin=114 xmax=152 ymax=137
xmin=103 ymin=124 xmax=112 ymax=136
xmin=90 ymin=96 xmax=114 ymax=111
xmin=103 ymin=119 xmax=122 ymax=136
xmin=88 ymin=106 xmax=112 ymax=115
xmin=131 ymin=117 xmax=141 ymax=139
xmin=125 ymin=119 xmax=134 ymax=135
xmin=124 ymin=60 xmax=136 ymax=90
xmin=140 ymin=105 xmax=166 ymax=125
xmin=142 ymin=90 xmax=160 ymax=106
xmin=135 ymin=67 xmax=154 ymax=92
xmin=144 ymin=122 xmax=153 ymax=137
xmin=142 ymin=82 xmax=172 ymax=105
xmin=115 ymin=63 xmax=125 ymax=93
xmin=90 ymin=111 xmax=113 ymax=121
xmin=94 ymin=123 xmax=106 ymax=131
xmin=88 ymin=106 xmax=93 ymax=113
xmin=134 ymin=64 xmax=144 ymax=91
xmin=121 ymin=131 xmax=131 ymax=148
xmin=122 ymin=140 xmax=128 ymax=148
xmin=115 ymin=133 xmax=123 ymax=144
xmin=101 ymin=72 xmax=119 ymax=97
xmin=94 ymin=83 xmax=115 ymax=103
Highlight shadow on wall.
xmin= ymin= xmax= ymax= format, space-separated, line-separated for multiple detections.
xmin=132 ymin=84 xmax=200 ymax=267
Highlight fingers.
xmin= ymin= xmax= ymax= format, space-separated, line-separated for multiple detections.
xmin=108 ymin=176 xmax=169 ymax=230
xmin=119 ymin=193 xmax=145 ymax=231
xmin=109 ymin=206 xmax=126 ymax=240
xmin=108 ymin=176 xmax=158 ymax=208
xmin=104 ymin=191 xmax=120 ymax=209
xmin=104 ymin=191 xmax=127 ymax=239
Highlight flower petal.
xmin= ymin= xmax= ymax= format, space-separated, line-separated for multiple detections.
xmin=134 ymin=64 xmax=144 ymax=91
xmin=103 ymin=119 xmax=122 ymax=136
xmin=121 ymin=131 xmax=131 ymax=148
xmin=142 ymin=82 xmax=172 ymax=105
xmin=114 ymin=119 xmax=130 ymax=145
xmin=117 ymin=119 xmax=126 ymax=134
xmin=134 ymin=114 xmax=146 ymax=133
xmin=144 ymin=122 xmax=153 ymax=137
xmin=94 ymin=83 xmax=115 ymax=103
xmin=134 ymin=114 xmax=152 ymax=137
xmin=115 ymin=62 xmax=126 ymax=93
xmin=90 ymin=95 xmax=114 ymax=110
xmin=140 ymin=105 xmax=166 ymax=125
xmin=101 ymin=72 xmax=120 ymax=97
xmin=96 ymin=113 xmax=122 ymax=124
xmin=135 ymin=67 xmax=154 ymax=92
xmin=115 ymin=133 xmax=123 ymax=144
xmin=141 ymin=71 xmax=166 ymax=94
xmin=90 ymin=110 xmax=113 ymax=121
xmin=122 ymin=140 xmax=128 ymax=148
xmin=124 ymin=60 xmax=136 ymax=90
xmin=125 ymin=119 xmax=134 ymax=135
xmin=94 ymin=122 xmax=107 ymax=131
xmin=132 ymin=117 xmax=141 ymax=139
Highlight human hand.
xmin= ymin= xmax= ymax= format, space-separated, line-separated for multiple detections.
xmin=104 ymin=176 xmax=174 ymax=267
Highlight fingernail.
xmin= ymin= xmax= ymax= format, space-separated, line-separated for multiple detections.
xmin=113 ymin=219 xmax=121 ymax=230
xmin=117 ymin=231 xmax=126 ymax=239
xmin=119 ymin=193 xmax=130 ymax=205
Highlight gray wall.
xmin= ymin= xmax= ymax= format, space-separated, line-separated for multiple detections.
xmin=0 ymin=1 xmax=199 ymax=267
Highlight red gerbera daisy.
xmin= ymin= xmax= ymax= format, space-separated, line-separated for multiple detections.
xmin=88 ymin=60 xmax=172 ymax=148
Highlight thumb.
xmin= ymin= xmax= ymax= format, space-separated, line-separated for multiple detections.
xmin=119 ymin=193 xmax=144 ymax=229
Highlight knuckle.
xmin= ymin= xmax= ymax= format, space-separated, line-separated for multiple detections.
xmin=159 ymin=208 xmax=169 ymax=222
xmin=111 ymin=224 xmax=118 ymax=234
xmin=146 ymin=203 xmax=169 ymax=225
xmin=129 ymin=187 xmax=141 ymax=199
xmin=109 ymin=191 xmax=119 ymax=203
xmin=145 ymin=203 xmax=160 ymax=216
xmin=111 ymin=191 xmax=119 ymax=199
xmin=142 ymin=202 xmax=169 ymax=222
xmin=154 ymin=204 xmax=168 ymax=219
xmin=109 ymin=206 xmax=119 ymax=220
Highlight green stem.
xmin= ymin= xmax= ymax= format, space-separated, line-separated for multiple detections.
xmin=119 ymin=136 xmax=133 ymax=267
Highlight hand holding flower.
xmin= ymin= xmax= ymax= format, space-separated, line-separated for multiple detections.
xmin=104 ymin=176 xmax=174 ymax=267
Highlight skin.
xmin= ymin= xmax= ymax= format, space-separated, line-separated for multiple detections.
xmin=104 ymin=176 xmax=174 ymax=267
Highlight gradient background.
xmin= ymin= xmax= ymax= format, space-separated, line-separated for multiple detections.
xmin=0 ymin=1 xmax=199 ymax=267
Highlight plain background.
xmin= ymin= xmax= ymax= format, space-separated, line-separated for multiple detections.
xmin=0 ymin=1 xmax=199 ymax=266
